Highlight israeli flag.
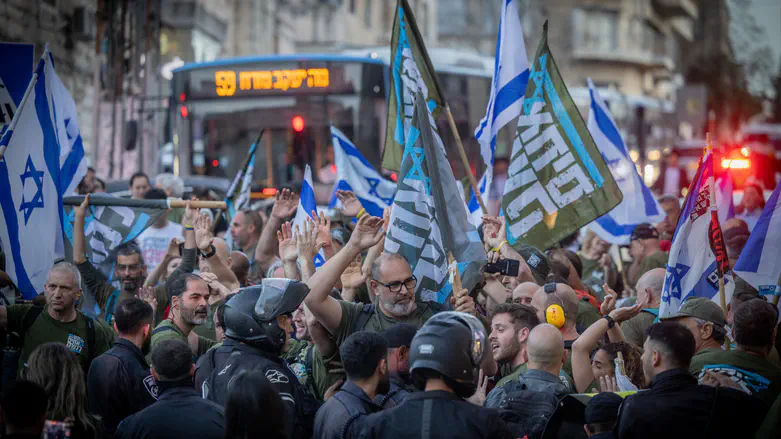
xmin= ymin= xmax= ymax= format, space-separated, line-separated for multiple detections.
xmin=293 ymin=165 xmax=325 ymax=268
xmin=328 ymin=127 xmax=395 ymax=217
xmin=469 ymin=0 xmax=529 ymax=225
xmin=715 ymin=174 xmax=735 ymax=226
xmin=586 ymin=79 xmax=664 ymax=244
xmin=660 ymin=149 xmax=726 ymax=317
xmin=48 ymin=52 xmax=87 ymax=197
xmin=0 ymin=49 xmax=64 ymax=298
xmin=734 ymin=182 xmax=781 ymax=297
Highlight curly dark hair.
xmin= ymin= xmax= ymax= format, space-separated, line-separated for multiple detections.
xmin=597 ymin=342 xmax=646 ymax=389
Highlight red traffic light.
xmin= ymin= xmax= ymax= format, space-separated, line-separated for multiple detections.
xmin=211 ymin=159 xmax=219 ymax=167
xmin=180 ymin=106 xmax=188 ymax=118
xmin=292 ymin=116 xmax=305 ymax=133
xmin=179 ymin=92 xmax=186 ymax=102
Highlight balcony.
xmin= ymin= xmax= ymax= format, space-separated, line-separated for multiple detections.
xmin=572 ymin=47 xmax=674 ymax=70
xmin=652 ymin=0 xmax=698 ymax=19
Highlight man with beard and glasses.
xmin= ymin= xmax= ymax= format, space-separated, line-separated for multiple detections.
xmin=314 ymin=331 xmax=389 ymax=439
xmin=72 ymin=195 xmax=200 ymax=324
xmin=87 ymin=298 xmax=158 ymax=438
xmin=150 ymin=273 xmax=215 ymax=361
xmin=304 ymin=217 xmax=476 ymax=347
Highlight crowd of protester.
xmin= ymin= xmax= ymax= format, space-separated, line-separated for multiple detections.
xmin=0 ymin=172 xmax=779 ymax=439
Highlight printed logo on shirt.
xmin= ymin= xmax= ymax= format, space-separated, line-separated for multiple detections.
xmin=265 ymin=369 xmax=289 ymax=384
xmin=143 ymin=375 xmax=159 ymax=400
xmin=66 ymin=334 xmax=85 ymax=354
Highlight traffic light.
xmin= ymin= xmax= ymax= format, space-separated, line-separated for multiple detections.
xmin=292 ymin=115 xmax=305 ymax=133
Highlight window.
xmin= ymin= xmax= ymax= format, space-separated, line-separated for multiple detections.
xmin=573 ymin=8 xmax=618 ymax=52
xmin=364 ymin=0 xmax=372 ymax=27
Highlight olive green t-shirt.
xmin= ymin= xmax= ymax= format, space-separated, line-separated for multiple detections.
xmin=576 ymin=300 xmax=602 ymax=331
xmin=335 ymin=301 xmax=440 ymax=346
xmin=620 ymin=311 xmax=658 ymax=348
xmin=635 ymin=251 xmax=668 ymax=286
xmin=691 ymin=349 xmax=781 ymax=406
xmin=311 ymin=346 xmax=345 ymax=401
xmin=149 ymin=319 xmax=216 ymax=361
xmin=7 ymin=305 xmax=114 ymax=376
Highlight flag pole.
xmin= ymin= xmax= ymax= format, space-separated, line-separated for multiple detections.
xmin=0 ymin=71 xmax=39 ymax=161
xmin=448 ymin=252 xmax=465 ymax=299
xmin=706 ymin=132 xmax=730 ymax=350
xmin=444 ymin=104 xmax=488 ymax=215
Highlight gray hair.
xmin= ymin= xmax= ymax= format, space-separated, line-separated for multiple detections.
xmin=371 ymin=253 xmax=410 ymax=282
xmin=49 ymin=261 xmax=82 ymax=289
xmin=694 ymin=318 xmax=727 ymax=344
xmin=155 ymin=173 xmax=184 ymax=198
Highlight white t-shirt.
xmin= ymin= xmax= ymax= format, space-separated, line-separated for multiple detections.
xmin=663 ymin=169 xmax=680 ymax=196
xmin=137 ymin=221 xmax=183 ymax=271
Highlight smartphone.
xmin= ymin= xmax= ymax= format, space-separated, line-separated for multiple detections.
xmin=43 ymin=420 xmax=71 ymax=439
xmin=484 ymin=259 xmax=521 ymax=277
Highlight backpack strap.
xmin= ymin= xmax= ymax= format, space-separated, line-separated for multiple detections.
xmin=84 ymin=315 xmax=96 ymax=365
xmin=377 ymin=388 xmax=402 ymax=408
xmin=22 ymin=306 xmax=45 ymax=335
xmin=152 ymin=325 xmax=178 ymax=336
xmin=304 ymin=344 xmax=314 ymax=377
xmin=353 ymin=303 xmax=375 ymax=332
xmin=208 ymin=345 xmax=218 ymax=370
xmin=420 ymin=398 xmax=433 ymax=439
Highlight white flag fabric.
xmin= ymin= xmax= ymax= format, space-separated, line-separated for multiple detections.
xmin=328 ymin=127 xmax=395 ymax=217
xmin=49 ymin=52 xmax=87 ymax=197
xmin=586 ymin=79 xmax=664 ymax=244
xmin=715 ymin=173 xmax=735 ymax=226
xmin=0 ymin=49 xmax=64 ymax=298
xmin=469 ymin=0 xmax=529 ymax=224
xmin=292 ymin=165 xmax=325 ymax=268
xmin=734 ymin=182 xmax=781 ymax=297
xmin=660 ymin=149 xmax=728 ymax=317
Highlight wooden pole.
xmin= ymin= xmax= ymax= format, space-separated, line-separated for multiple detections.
xmin=444 ymin=105 xmax=488 ymax=215
xmin=168 ymin=199 xmax=227 ymax=209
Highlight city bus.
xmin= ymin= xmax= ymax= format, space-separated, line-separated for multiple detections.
xmin=167 ymin=49 xmax=499 ymax=202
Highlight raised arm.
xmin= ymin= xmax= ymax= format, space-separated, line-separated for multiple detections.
xmin=304 ymin=304 xmax=337 ymax=359
xmin=340 ymin=256 xmax=368 ymax=303
xmin=73 ymin=194 xmax=90 ymax=264
xmin=277 ymin=221 xmax=301 ymax=281
xmin=314 ymin=210 xmax=335 ymax=262
xmin=483 ymin=216 xmax=536 ymax=284
xmin=255 ymin=189 xmax=298 ymax=272
xmin=195 ymin=213 xmax=240 ymax=291
xmin=295 ymin=220 xmax=322 ymax=283
xmin=361 ymin=206 xmax=390 ymax=297
xmin=304 ymin=215 xmax=384 ymax=334
xmin=144 ymin=238 xmax=182 ymax=287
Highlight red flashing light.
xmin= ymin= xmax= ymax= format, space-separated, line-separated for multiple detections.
xmin=292 ymin=116 xmax=305 ymax=133
xmin=179 ymin=92 xmax=186 ymax=102
xmin=211 ymin=159 xmax=219 ymax=167
xmin=180 ymin=106 xmax=188 ymax=118
xmin=721 ymin=158 xmax=750 ymax=169
xmin=262 ymin=188 xmax=278 ymax=196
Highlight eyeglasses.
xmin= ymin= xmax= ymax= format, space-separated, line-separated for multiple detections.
xmin=116 ymin=264 xmax=143 ymax=272
xmin=373 ymin=276 xmax=416 ymax=293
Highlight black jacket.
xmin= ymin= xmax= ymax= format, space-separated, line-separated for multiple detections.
xmin=86 ymin=338 xmax=158 ymax=438
xmin=616 ymin=368 xmax=768 ymax=439
xmin=355 ymin=390 xmax=516 ymax=439
xmin=194 ymin=339 xmax=236 ymax=394
xmin=373 ymin=375 xmax=413 ymax=408
xmin=314 ymin=380 xmax=383 ymax=439
xmin=114 ymin=385 xmax=224 ymax=439
xmin=204 ymin=342 xmax=319 ymax=439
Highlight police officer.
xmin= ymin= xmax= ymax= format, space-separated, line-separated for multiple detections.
xmin=204 ymin=279 xmax=320 ymax=439
xmin=194 ymin=298 xmax=235 ymax=393
xmin=87 ymin=298 xmax=158 ymax=438
xmin=355 ymin=312 xmax=517 ymax=439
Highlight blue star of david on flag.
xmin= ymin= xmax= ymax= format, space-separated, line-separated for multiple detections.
xmin=19 ymin=155 xmax=45 ymax=224
xmin=367 ymin=177 xmax=394 ymax=205
xmin=663 ymin=263 xmax=690 ymax=302
xmin=405 ymin=147 xmax=430 ymax=195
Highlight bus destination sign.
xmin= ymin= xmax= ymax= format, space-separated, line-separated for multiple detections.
xmin=215 ymin=68 xmax=330 ymax=97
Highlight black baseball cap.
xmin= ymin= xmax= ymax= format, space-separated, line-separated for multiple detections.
xmin=584 ymin=392 xmax=623 ymax=424
xmin=517 ymin=244 xmax=550 ymax=285
xmin=631 ymin=223 xmax=660 ymax=241
xmin=382 ymin=324 xmax=417 ymax=348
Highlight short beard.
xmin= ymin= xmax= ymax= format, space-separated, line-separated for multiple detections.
xmin=180 ymin=306 xmax=207 ymax=325
xmin=122 ymin=278 xmax=142 ymax=293
xmin=380 ymin=298 xmax=416 ymax=318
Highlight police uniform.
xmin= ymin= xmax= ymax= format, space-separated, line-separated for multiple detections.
xmin=194 ymin=339 xmax=236 ymax=394
xmin=314 ymin=380 xmax=383 ymax=439
xmin=87 ymin=338 xmax=158 ymax=438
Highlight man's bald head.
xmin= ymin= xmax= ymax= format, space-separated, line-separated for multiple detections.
xmin=527 ymin=323 xmax=565 ymax=375
xmin=636 ymin=268 xmax=665 ymax=307
xmin=513 ymin=282 xmax=539 ymax=306
xmin=230 ymin=251 xmax=250 ymax=286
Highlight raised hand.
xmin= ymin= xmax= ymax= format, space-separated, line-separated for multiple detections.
xmin=382 ymin=206 xmax=392 ymax=231
xmin=323 ymin=379 xmax=345 ymax=401
xmin=199 ymin=272 xmax=231 ymax=301
xmin=467 ymin=369 xmax=488 ymax=406
xmin=277 ymin=221 xmax=298 ymax=262
xmin=138 ymin=286 xmax=157 ymax=312
xmin=451 ymin=293 xmax=477 ymax=316
xmin=600 ymin=283 xmax=618 ymax=316
xmin=296 ymin=220 xmax=324 ymax=263
xmin=166 ymin=238 xmax=183 ymax=259
xmin=75 ymin=194 xmax=90 ymax=218
xmin=599 ymin=375 xmax=619 ymax=393
xmin=347 ymin=215 xmax=385 ymax=252
xmin=194 ymin=213 xmax=214 ymax=251
xmin=609 ymin=301 xmax=644 ymax=323
xmin=336 ymin=190 xmax=363 ymax=217
xmin=341 ymin=256 xmax=368 ymax=289
xmin=482 ymin=216 xmax=507 ymax=249
xmin=271 ymin=188 xmax=298 ymax=220
xmin=182 ymin=199 xmax=199 ymax=225
xmin=314 ymin=210 xmax=333 ymax=250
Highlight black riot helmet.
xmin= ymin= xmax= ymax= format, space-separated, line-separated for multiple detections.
xmin=223 ymin=279 xmax=309 ymax=353
xmin=410 ymin=312 xmax=486 ymax=398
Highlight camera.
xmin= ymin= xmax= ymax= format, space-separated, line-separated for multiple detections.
xmin=484 ymin=259 xmax=520 ymax=277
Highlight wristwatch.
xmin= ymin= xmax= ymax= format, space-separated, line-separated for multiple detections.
xmin=603 ymin=314 xmax=616 ymax=329
xmin=200 ymin=245 xmax=217 ymax=259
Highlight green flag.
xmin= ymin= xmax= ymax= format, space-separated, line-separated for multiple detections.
xmin=382 ymin=0 xmax=445 ymax=172
xmin=502 ymin=22 xmax=623 ymax=250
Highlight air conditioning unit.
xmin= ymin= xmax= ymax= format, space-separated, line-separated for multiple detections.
xmin=72 ymin=7 xmax=96 ymax=41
